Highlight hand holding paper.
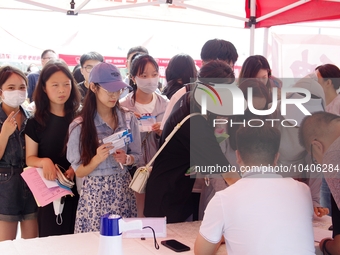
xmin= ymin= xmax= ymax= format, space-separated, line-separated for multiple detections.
xmin=102 ymin=129 xmax=133 ymax=155
xmin=151 ymin=122 xmax=162 ymax=136
xmin=21 ymin=167 xmax=73 ymax=207
xmin=96 ymin=143 xmax=114 ymax=163
xmin=139 ymin=116 xmax=156 ymax=132
xmin=41 ymin=158 xmax=57 ymax=180
xmin=113 ymin=149 xmax=127 ymax=164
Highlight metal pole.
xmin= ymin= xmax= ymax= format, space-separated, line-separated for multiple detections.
xmin=250 ymin=0 xmax=256 ymax=55
xmin=263 ymin=27 xmax=269 ymax=57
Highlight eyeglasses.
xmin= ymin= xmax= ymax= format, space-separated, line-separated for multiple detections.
xmin=98 ymin=86 xmax=122 ymax=97
xmin=83 ymin=65 xmax=94 ymax=73
xmin=42 ymin=57 xmax=55 ymax=60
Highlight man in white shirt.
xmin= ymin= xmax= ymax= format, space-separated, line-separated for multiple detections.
xmin=195 ymin=125 xmax=315 ymax=255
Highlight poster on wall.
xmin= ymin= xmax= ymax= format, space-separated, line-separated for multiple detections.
xmin=271 ymin=33 xmax=340 ymax=86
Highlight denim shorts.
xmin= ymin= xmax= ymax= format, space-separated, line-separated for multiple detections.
xmin=0 ymin=167 xmax=38 ymax=222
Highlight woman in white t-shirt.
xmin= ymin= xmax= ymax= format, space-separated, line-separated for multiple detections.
xmin=119 ymin=54 xmax=169 ymax=216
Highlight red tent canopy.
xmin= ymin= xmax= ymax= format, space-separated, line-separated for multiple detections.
xmin=246 ymin=0 xmax=340 ymax=28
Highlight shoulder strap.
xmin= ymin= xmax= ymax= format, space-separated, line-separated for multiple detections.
xmin=146 ymin=113 xmax=201 ymax=167
xmin=121 ymin=107 xmax=132 ymax=130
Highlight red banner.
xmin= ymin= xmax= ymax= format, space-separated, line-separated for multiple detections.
xmin=58 ymin=54 xmax=203 ymax=69
xmin=0 ymin=53 xmax=41 ymax=62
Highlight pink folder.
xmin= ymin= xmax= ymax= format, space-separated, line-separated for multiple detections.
xmin=21 ymin=167 xmax=73 ymax=207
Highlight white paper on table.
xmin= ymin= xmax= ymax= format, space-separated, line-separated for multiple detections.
xmin=313 ymin=227 xmax=332 ymax=242
xmin=123 ymin=217 xmax=167 ymax=238
xmin=36 ymin=168 xmax=59 ymax=188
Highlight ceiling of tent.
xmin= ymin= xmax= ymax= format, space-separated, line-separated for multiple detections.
xmin=2 ymin=0 xmax=339 ymax=28
xmin=1 ymin=0 xmax=340 ymax=67
xmin=0 ymin=0 xmax=251 ymax=61
xmin=0 ymin=0 xmax=247 ymax=27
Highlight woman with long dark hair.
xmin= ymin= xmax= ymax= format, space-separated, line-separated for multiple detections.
xmin=162 ymin=53 xmax=197 ymax=99
xmin=67 ymin=62 xmax=142 ymax=233
xmin=25 ymin=59 xmax=81 ymax=237
xmin=239 ymin=55 xmax=281 ymax=103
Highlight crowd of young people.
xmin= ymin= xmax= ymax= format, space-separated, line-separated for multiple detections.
xmin=1 ymin=39 xmax=340 ymax=255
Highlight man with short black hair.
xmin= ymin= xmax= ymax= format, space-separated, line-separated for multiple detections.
xmin=78 ymin=51 xmax=104 ymax=102
xmin=299 ymin=111 xmax=340 ymax=255
xmin=27 ymin=49 xmax=57 ymax=102
xmin=160 ymin=39 xmax=238 ymax=130
xmin=121 ymin=46 xmax=149 ymax=98
xmin=200 ymin=39 xmax=238 ymax=69
xmin=195 ymin=125 xmax=315 ymax=255
xmin=125 ymin=46 xmax=148 ymax=80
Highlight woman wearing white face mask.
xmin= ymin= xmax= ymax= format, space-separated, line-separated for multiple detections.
xmin=120 ymin=54 xmax=169 ymax=217
xmin=0 ymin=66 xmax=38 ymax=241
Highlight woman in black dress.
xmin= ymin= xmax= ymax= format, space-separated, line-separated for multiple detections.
xmin=25 ymin=59 xmax=81 ymax=237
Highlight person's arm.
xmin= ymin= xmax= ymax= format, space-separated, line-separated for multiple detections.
xmin=151 ymin=122 xmax=162 ymax=136
xmin=195 ymin=192 xmax=225 ymax=255
xmin=66 ymin=120 xmax=113 ymax=178
xmin=0 ymin=111 xmax=17 ymax=159
xmin=323 ymin=149 xmax=340 ymax=211
xmin=319 ymin=235 xmax=340 ymax=255
xmin=305 ymin=154 xmax=330 ymax=217
xmin=74 ymin=143 xmax=112 ymax=178
xmin=64 ymin=166 xmax=75 ymax=181
xmin=194 ymin=234 xmax=220 ymax=255
xmin=25 ymin=134 xmax=57 ymax=180
xmin=305 ymin=155 xmax=322 ymax=206
xmin=125 ymin=112 xmax=142 ymax=167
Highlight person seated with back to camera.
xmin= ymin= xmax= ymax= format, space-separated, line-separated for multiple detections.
xmin=195 ymin=124 xmax=315 ymax=255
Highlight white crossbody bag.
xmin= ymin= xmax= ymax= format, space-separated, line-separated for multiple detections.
xmin=129 ymin=113 xmax=200 ymax=193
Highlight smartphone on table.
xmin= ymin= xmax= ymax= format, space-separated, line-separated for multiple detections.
xmin=161 ymin=239 xmax=191 ymax=252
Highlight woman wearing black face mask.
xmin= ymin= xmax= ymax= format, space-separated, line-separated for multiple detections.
xmin=119 ymin=54 xmax=169 ymax=217
xmin=0 ymin=66 xmax=38 ymax=241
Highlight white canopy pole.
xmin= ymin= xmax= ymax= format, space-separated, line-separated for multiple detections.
xmin=263 ymin=28 xmax=269 ymax=57
xmin=257 ymin=0 xmax=310 ymax=22
xmin=74 ymin=0 xmax=91 ymax=14
xmin=249 ymin=0 xmax=256 ymax=55
xmin=80 ymin=1 xmax=158 ymax=14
